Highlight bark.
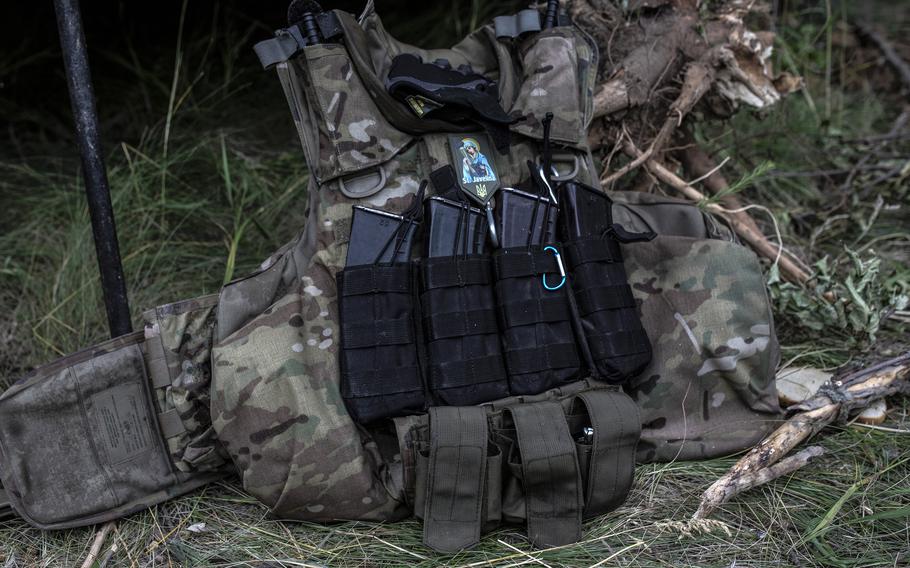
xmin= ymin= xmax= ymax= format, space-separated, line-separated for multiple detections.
xmin=572 ymin=0 xmax=806 ymax=283
xmin=694 ymin=353 xmax=910 ymax=519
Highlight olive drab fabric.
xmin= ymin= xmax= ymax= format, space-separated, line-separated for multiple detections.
xmin=0 ymin=301 xmax=229 ymax=529
xmin=0 ymin=1 xmax=780 ymax=547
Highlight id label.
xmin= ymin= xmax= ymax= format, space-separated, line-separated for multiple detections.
xmin=448 ymin=133 xmax=501 ymax=205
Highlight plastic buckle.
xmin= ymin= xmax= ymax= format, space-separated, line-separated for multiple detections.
xmin=542 ymin=246 xmax=566 ymax=291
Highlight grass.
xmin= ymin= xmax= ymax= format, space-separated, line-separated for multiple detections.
xmin=1 ymin=1 xmax=909 ymax=566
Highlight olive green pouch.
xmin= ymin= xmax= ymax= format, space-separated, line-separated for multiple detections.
xmin=0 ymin=296 xmax=230 ymax=529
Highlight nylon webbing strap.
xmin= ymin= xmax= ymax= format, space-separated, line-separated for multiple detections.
xmin=422 ymin=257 xmax=491 ymax=289
xmin=494 ymin=249 xmax=558 ymax=279
xmin=423 ymin=308 xmax=499 ymax=340
xmin=342 ymin=317 xmax=414 ymax=348
xmin=144 ymin=331 xmax=172 ymax=389
xmin=339 ymin=264 xmax=411 ymax=296
xmin=429 ymin=354 xmax=505 ymax=389
xmin=508 ymin=401 xmax=583 ymax=548
xmin=564 ymin=238 xmax=622 ymax=266
xmin=493 ymin=9 xmax=542 ymax=38
xmin=575 ymin=390 xmax=641 ymax=517
xmin=253 ymin=32 xmax=301 ymax=69
xmin=575 ymin=284 xmax=636 ymax=316
xmin=423 ymin=406 xmax=489 ymax=553
xmin=343 ymin=366 xmax=422 ymax=397
xmin=588 ymin=329 xmax=651 ymax=359
xmin=505 ymin=343 xmax=579 ymax=375
xmin=500 ymin=295 xmax=570 ymax=327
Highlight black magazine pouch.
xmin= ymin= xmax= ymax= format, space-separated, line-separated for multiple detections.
xmin=337 ymin=186 xmax=426 ymax=424
xmin=420 ymin=170 xmax=509 ymax=405
xmin=559 ymin=181 xmax=654 ymax=382
xmin=492 ymin=167 xmax=582 ymax=395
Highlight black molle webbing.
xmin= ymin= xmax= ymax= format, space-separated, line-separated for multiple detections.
xmin=338 ymin=262 xmax=425 ymax=423
xmin=564 ymin=238 xmax=622 ymax=266
xmin=341 ymin=317 xmax=414 ymax=348
xmin=588 ymin=330 xmax=651 ymax=360
xmin=342 ymin=365 xmax=423 ymax=397
xmin=574 ymin=284 xmax=636 ymax=316
xmin=422 ymin=257 xmax=491 ymax=289
xmin=504 ymin=344 xmax=580 ymax=376
xmin=428 ymin=355 xmax=507 ymax=389
xmin=423 ymin=406 xmax=489 ymax=553
xmin=499 ymin=295 xmax=571 ymax=326
xmin=558 ymin=182 xmax=653 ymax=383
xmin=422 ymin=309 xmax=499 ymax=340
xmin=420 ymin=255 xmax=509 ymax=406
xmin=499 ymin=295 xmax=571 ymax=327
xmin=573 ymin=390 xmax=641 ymax=517
xmin=493 ymin=245 xmax=582 ymax=395
xmin=507 ymin=401 xmax=583 ymax=548
xmin=493 ymin=249 xmax=558 ymax=279
xmin=339 ymin=264 xmax=411 ymax=296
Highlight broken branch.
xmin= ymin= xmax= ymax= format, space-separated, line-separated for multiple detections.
xmin=623 ymin=142 xmax=813 ymax=285
xmin=694 ymin=353 xmax=910 ymax=519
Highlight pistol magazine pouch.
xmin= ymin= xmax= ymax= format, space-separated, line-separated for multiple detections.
xmin=0 ymin=297 xmax=230 ymax=529
xmin=415 ymin=383 xmax=641 ymax=553
xmin=560 ymin=182 xmax=653 ymax=382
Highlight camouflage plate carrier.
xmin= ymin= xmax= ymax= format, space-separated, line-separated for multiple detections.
xmin=0 ymin=3 xmax=780 ymax=551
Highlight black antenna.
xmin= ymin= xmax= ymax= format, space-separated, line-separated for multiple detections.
xmin=288 ymin=0 xmax=324 ymax=45
xmin=543 ymin=0 xmax=560 ymax=29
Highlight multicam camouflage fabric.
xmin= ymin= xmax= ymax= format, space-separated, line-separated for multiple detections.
xmin=0 ymin=2 xmax=781 ymax=532
xmin=143 ymin=295 xmax=229 ymax=473
xmin=612 ymin=192 xmax=782 ymax=461
xmin=205 ymin=3 xmax=604 ymax=521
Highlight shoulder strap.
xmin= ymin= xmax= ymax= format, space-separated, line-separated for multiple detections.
xmin=507 ymin=400 xmax=583 ymax=548
xmin=422 ymin=406 xmax=489 ymax=553
xmin=574 ymin=390 xmax=641 ymax=517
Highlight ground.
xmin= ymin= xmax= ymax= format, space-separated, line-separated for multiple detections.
xmin=0 ymin=1 xmax=908 ymax=566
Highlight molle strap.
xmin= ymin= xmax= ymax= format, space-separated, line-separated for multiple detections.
xmin=588 ymin=329 xmax=651 ymax=359
xmin=423 ymin=406 xmax=489 ymax=553
xmin=157 ymin=409 xmax=187 ymax=439
xmin=564 ymin=238 xmax=622 ymax=266
xmin=422 ymin=257 xmax=491 ymax=290
xmin=423 ymin=308 xmax=499 ymax=340
xmin=505 ymin=343 xmax=579 ymax=375
xmin=508 ymin=401 xmax=583 ymax=548
xmin=574 ymin=390 xmax=641 ymax=517
xmin=144 ymin=331 xmax=172 ymax=389
xmin=494 ymin=249 xmax=559 ymax=279
xmin=339 ymin=264 xmax=411 ymax=296
xmin=575 ymin=284 xmax=637 ymax=316
xmin=429 ymin=355 xmax=507 ymax=389
xmin=500 ymin=294 xmax=570 ymax=327
xmin=342 ymin=366 xmax=423 ymax=398
xmin=341 ymin=317 xmax=415 ymax=348
xmin=493 ymin=10 xmax=542 ymax=39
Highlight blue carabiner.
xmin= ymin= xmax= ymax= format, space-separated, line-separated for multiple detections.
xmin=542 ymin=245 xmax=566 ymax=291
